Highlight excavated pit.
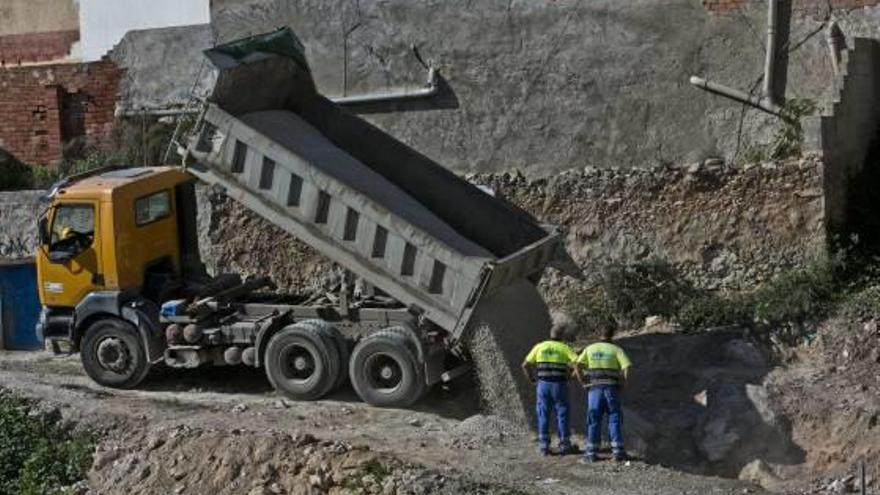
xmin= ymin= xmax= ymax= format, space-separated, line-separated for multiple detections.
xmin=469 ymin=310 xmax=807 ymax=484
xmin=620 ymin=331 xmax=805 ymax=478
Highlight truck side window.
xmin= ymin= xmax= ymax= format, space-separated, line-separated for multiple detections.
xmin=49 ymin=204 xmax=95 ymax=254
xmin=135 ymin=190 xmax=171 ymax=226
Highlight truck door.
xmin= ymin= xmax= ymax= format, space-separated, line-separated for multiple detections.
xmin=36 ymin=201 xmax=104 ymax=307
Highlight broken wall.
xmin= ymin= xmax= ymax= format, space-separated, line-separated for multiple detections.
xmin=0 ymin=60 xmax=122 ymax=165
xmin=108 ymin=24 xmax=216 ymax=115
xmin=804 ymin=38 xmax=880 ymax=243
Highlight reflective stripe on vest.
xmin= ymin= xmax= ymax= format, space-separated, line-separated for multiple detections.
xmin=586 ymin=368 xmax=621 ymax=386
xmin=536 ymin=362 xmax=569 ymax=380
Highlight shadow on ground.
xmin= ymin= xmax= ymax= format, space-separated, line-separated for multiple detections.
xmin=613 ymin=330 xmax=806 ymax=478
xmin=139 ymin=361 xmax=481 ymax=420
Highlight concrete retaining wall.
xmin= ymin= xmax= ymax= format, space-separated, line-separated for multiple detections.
xmin=0 ymin=191 xmax=42 ymax=260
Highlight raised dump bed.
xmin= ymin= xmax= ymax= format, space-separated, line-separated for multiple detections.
xmin=182 ymin=28 xmax=574 ymax=344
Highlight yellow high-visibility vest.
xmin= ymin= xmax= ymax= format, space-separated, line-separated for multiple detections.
xmin=524 ymin=340 xmax=577 ymax=380
xmin=577 ymin=342 xmax=632 ymax=386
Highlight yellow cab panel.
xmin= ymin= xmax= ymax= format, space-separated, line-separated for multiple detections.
xmin=36 ymin=166 xmax=194 ymax=308
xmin=36 ymin=200 xmax=104 ymax=307
xmin=114 ymin=180 xmax=181 ymax=291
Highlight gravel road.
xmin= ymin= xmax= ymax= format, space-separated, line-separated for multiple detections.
xmin=0 ymin=351 xmax=767 ymax=495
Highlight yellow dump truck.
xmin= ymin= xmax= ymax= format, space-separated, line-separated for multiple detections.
xmin=35 ymin=28 xmax=577 ymax=409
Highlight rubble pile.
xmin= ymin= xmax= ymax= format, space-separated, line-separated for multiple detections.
xmin=88 ymin=425 xmax=515 ymax=495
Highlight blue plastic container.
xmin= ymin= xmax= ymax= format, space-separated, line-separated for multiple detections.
xmin=0 ymin=260 xmax=42 ymax=350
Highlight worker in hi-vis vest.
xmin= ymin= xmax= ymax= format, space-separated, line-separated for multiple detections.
xmin=521 ymin=322 xmax=577 ymax=456
xmin=576 ymin=326 xmax=632 ymax=462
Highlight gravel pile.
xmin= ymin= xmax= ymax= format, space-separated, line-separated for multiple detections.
xmin=449 ymin=414 xmax=525 ymax=450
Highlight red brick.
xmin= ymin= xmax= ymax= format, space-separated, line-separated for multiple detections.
xmin=0 ymin=60 xmax=123 ymax=165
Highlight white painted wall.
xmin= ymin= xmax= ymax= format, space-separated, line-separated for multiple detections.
xmin=78 ymin=0 xmax=210 ymax=61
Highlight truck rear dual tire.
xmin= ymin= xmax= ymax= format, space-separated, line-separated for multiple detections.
xmin=80 ymin=318 xmax=151 ymax=389
xmin=349 ymin=328 xmax=426 ymax=408
xmin=299 ymin=319 xmax=350 ymax=390
xmin=264 ymin=322 xmax=343 ymax=401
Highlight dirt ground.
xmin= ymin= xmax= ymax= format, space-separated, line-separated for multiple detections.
xmin=0 ymin=350 xmax=767 ymax=495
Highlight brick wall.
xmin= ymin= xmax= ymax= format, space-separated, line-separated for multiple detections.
xmin=0 ymin=60 xmax=121 ymax=165
xmin=703 ymin=0 xmax=880 ymax=13
xmin=0 ymin=30 xmax=80 ymax=66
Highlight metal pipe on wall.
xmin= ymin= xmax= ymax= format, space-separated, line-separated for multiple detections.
xmin=689 ymin=0 xmax=784 ymax=117
xmin=825 ymin=20 xmax=845 ymax=75
xmin=689 ymin=76 xmax=782 ymax=116
xmin=332 ymin=67 xmax=438 ymax=106
xmin=763 ymin=0 xmax=778 ymax=104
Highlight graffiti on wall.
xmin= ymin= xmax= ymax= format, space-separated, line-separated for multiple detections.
xmin=0 ymin=192 xmax=42 ymax=260
xmin=0 ymin=234 xmax=35 ymax=259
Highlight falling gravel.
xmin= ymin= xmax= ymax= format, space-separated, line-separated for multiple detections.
xmin=465 ymin=280 xmax=552 ymax=429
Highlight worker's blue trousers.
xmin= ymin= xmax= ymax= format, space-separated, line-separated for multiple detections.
xmin=586 ymin=385 xmax=625 ymax=456
xmin=536 ymin=380 xmax=570 ymax=452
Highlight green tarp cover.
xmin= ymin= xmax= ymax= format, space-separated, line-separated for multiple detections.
xmin=207 ymin=27 xmax=309 ymax=71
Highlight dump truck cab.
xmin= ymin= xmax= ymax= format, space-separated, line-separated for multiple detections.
xmin=36 ymin=166 xmax=200 ymax=380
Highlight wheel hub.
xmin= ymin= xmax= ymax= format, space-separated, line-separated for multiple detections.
xmin=284 ymin=345 xmax=315 ymax=380
xmin=379 ymin=365 xmax=395 ymax=380
xmin=293 ymin=356 xmax=309 ymax=371
xmin=367 ymin=354 xmax=403 ymax=391
xmin=97 ymin=337 xmax=130 ymax=373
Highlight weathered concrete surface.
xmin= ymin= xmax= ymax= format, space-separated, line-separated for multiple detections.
xmin=0 ymin=0 xmax=78 ymax=36
xmin=108 ymin=24 xmax=216 ymax=114
xmin=204 ymin=0 xmax=880 ymax=176
xmin=0 ymin=191 xmax=41 ymax=260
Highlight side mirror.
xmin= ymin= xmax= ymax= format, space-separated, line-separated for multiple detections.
xmin=48 ymin=250 xmax=74 ymax=264
xmin=38 ymin=215 xmax=50 ymax=245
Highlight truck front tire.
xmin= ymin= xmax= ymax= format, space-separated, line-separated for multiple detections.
xmin=264 ymin=323 xmax=339 ymax=400
xmin=80 ymin=318 xmax=150 ymax=389
xmin=349 ymin=329 xmax=426 ymax=407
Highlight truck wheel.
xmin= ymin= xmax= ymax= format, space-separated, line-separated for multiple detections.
xmin=264 ymin=323 xmax=340 ymax=401
xmin=349 ymin=329 xmax=426 ymax=407
xmin=299 ymin=319 xmax=350 ymax=391
xmin=80 ymin=318 xmax=150 ymax=389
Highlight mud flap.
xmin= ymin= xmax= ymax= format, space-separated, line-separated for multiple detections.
xmin=121 ymin=303 xmax=166 ymax=363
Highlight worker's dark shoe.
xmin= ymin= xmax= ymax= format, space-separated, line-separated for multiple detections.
xmin=580 ymin=454 xmax=598 ymax=464
xmin=612 ymin=451 xmax=630 ymax=462
xmin=559 ymin=444 xmax=580 ymax=456
xmin=538 ymin=447 xmax=550 ymax=457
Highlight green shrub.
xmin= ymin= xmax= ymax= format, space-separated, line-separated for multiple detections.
xmin=675 ymin=293 xmax=754 ymax=332
xmin=0 ymin=157 xmax=34 ymax=191
xmin=0 ymin=392 xmax=96 ymax=495
xmin=562 ymin=253 xmax=880 ymax=336
xmin=562 ymin=286 xmax=618 ymax=338
xmin=739 ymin=98 xmax=817 ymax=164
xmin=752 ymin=258 xmax=837 ymax=326
xmin=837 ymin=284 xmax=880 ymax=321
xmin=599 ymin=260 xmax=696 ymax=327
